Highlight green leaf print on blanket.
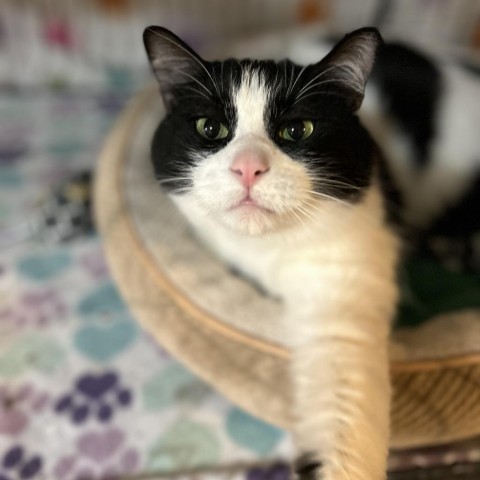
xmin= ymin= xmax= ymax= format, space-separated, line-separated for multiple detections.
xmin=0 ymin=333 xmax=65 ymax=378
xmin=148 ymin=419 xmax=221 ymax=471
xmin=143 ymin=363 xmax=212 ymax=411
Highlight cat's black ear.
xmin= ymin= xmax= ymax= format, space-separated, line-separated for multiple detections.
xmin=143 ymin=26 xmax=206 ymax=110
xmin=316 ymin=27 xmax=383 ymax=111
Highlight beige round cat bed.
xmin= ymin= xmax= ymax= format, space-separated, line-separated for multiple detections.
xmin=95 ymin=86 xmax=480 ymax=450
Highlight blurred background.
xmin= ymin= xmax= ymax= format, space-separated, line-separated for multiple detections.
xmin=1 ymin=1 xmax=480 ymax=480
xmin=0 ymin=0 xmax=479 ymax=89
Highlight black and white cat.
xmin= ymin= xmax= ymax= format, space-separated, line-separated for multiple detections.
xmin=143 ymin=26 xmax=479 ymax=480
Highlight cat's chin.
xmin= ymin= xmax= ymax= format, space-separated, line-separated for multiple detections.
xmin=218 ymin=207 xmax=292 ymax=236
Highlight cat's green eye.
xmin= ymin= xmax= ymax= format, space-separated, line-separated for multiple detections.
xmin=196 ymin=118 xmax=229 ymax=140
xmin=278 ymin=120 xmax=314 ymax=142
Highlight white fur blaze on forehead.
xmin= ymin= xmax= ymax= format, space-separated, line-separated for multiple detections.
xmin=234 ymin=69 xmax=269 ymax=138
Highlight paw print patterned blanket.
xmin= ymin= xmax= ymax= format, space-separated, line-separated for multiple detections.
xmin=0 ymin=92 xmax=293 ymax=480
xmin=0 ymin=91 xmax=480 ymax=480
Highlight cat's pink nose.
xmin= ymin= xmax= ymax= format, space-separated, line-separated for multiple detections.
xmin=230 ymin=151 xmax=270 ymax=188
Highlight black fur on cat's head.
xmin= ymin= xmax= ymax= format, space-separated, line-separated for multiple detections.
xmin=143 ymin=26 xmax=383 ymax=235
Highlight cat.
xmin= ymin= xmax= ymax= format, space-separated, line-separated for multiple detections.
xmin=143 ymin=25 xmax=479 ymax=480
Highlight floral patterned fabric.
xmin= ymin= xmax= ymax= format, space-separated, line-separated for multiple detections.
xmin=0 ymin=91 xmax=295 ymax=480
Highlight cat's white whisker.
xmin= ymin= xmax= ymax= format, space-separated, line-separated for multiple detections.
xmin=294 ymin=79 xmax=356 ymax=104
xmin=210 ymin=69 xmax=223 ymax=100
xmin=289 ymin=207 xmax=309 ymax=230
xmin=182 ymin=86 xmax=212 ymax=100
xmin=181 ymin=93 xmax=211 ymax=102
xmin=299 ymin=198 xmax=336 ymax=222
xmin=304 ymin=189 xmax=352 ymax=207
xmin=293 ymin=204 xmax=318 ymax=226
xmin=305 ymin=189 xmax=382 ymax=230
xmin=292 ymin=89 xmax=347 ymax=106
xmin=176 ymin=69 xmax=213 ymax=96
xmin=288 ymin=64 xmax=307 ymax=97
xmin=295 ymin=64 xmax=339 ymax=97
xmin=310 ymin=178 xmax=364 ymax=192
xmin=282 ymin=61 xmax=288 ymax=86
xmin=157 ymin=177 xmax=192 ymax=184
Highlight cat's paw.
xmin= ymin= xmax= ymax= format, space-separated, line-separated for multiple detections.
xmin=294 ymin=452 xmax=322 ymax=480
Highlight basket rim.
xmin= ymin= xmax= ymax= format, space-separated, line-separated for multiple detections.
xmin=101 ymin=86 xmax=480 ymax=377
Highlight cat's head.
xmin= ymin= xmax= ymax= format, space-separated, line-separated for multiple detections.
xmin=143 ymin=26 xmax=382 ymax=236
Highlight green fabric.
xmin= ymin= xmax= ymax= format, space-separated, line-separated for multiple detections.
xmin=396 ymin=257 xmax=480 ymax=327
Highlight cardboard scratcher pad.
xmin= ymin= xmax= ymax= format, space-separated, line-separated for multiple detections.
xmin=95 ymin=87 xmax=480 ymax=450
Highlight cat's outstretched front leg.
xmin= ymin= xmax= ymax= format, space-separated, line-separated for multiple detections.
xmin=291 ymin=317 xmax=391 ymax=480
xmin=284 ymin=258 xmax=398 ymax=480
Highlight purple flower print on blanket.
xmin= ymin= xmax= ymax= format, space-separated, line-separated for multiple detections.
xmin=0 ymin=289 xmax=66 ymax=329
xmin=247 ymin=463 xmax=290 ymax=480
xmin=53 ymin=427 xmax=139 ymax=480
xmin=0 ymin=445 xmax=43 ymax=479
xmin=55 ymin=371 xmax=132 ymax=425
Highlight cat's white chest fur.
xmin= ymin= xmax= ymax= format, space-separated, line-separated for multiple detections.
xmin=173 ymin=183 xmax=398 ymax=308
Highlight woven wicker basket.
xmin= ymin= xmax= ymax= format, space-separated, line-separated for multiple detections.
xmin=95 ymin=87 xmax=480 ymax=450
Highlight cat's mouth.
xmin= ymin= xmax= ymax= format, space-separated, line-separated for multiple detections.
xmin=228 ymin=195 xmax=274 ymax=214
